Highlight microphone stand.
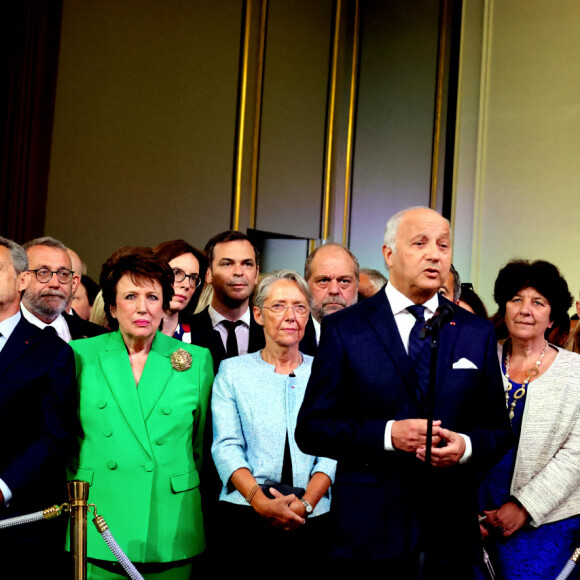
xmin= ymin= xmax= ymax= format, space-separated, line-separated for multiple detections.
xmin=424 ymin=327 xmax=441 ymax=467
xmin=420 ymin=303 xmax=454 ymax=464
xmin=417 ymin=304 xmax=453 ymax=579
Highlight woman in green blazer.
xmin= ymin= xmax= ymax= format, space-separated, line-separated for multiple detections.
xmin=69 ymin=247 xmax=213 ymax=579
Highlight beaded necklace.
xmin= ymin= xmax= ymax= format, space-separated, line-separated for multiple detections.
xmin=504 ymin=340 xmax=548 ymax=421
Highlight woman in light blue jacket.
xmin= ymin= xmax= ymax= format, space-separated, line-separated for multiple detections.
xmin=211 ymin=270 xmax=336 ymax=572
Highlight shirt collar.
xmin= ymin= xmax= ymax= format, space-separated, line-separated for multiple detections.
xmin=311 ymin=316 xmax=321 ymax=343
xmin=385 ymin=282 xmax=440 ymax=316
xmin=208 ymin=304 xmax=251 ymax=329
xmin=0 ymin=311 xmax=21 ymax=341
xmin=21 ymin=303 xmax=69 ymax=334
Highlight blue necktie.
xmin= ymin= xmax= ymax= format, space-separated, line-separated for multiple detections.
xmin=407 ymin=304 xmax=431 ymax=399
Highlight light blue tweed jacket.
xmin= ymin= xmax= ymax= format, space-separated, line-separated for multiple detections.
xmin=211 ymin=351 xmax=336 ymax=516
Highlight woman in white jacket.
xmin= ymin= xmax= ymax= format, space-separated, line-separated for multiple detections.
xmin=478 ymin=260 xmax=580 ymax=579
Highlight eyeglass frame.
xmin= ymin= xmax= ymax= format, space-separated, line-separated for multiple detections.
xmin=28 ymin=268 xmax=75 ymax=284
xmin=172 ymin=268 xmax=202 ymax=288
xmin=261 ymin=304 xmax=310 ymax=317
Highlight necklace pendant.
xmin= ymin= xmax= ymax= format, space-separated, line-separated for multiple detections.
xmin=527 ymin=367 xmax=539 ymax=379
xmin=509 ymin=410 xmax=514 ymax=420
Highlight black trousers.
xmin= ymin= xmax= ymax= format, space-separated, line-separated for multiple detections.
xmin=212 ymin=501 xmax=332 ymax=577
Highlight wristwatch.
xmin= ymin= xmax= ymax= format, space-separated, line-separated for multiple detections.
xmin=299 ymin=497 xmax=313 ymax=516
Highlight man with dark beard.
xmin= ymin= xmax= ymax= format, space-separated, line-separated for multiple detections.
xmin=300 ymin=243 xmax=359 ymax=356
xmin=21 ymin=237 xmax=106 ymax=341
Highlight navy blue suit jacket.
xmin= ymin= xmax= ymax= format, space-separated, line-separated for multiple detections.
xmin=298 ymin=315 xmax=318 ymax=357
xmin=296 ymin=289 xmax=512 ymax=560
xmin=0 ymin=317 xmax=79 ymax=515
xmin=187 ymin=305 xmax=265 ymax=543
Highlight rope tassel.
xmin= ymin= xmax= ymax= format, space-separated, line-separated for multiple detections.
xmin=0 ymin=504 xmax=66 ymax=529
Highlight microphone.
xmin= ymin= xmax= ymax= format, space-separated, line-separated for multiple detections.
xmin=420 ymin=303 xmax=454 ymax=339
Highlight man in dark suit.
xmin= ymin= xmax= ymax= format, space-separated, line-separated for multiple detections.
xmin=0 ymin=237 xmax=80 ymax=575
xmin=189 ymin=230 xmax=264 ymax=556
xmin=189 ymin=230 xmax=264 ymax=371
xmin=21 ymin=236 xmax=106 ymax=340
xmin=296 ymin=207 xmax=512 ymax=577
xmin=300 ymin=243 xmax=359 ymax=356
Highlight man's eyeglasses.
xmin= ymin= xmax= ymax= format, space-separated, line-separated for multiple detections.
xmin=28 ymin=268 xmax=75 ymax=284
xmin=173 ymin=268 xmax=202 ymax=288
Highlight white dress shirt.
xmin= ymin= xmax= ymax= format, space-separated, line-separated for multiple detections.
xmin=0 ymin=311 xmax=21 ymax=353
xmin=312 ymin=316 xmax=321 ymax=344
xmin=208 ymin=305 xmax=251 ymax=355
xmin=383 ymin=283 xmax=471 ymax=462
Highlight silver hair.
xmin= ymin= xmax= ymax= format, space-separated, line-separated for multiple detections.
xmin=450 ymin=264 xmax=461 ymax=302
xmin=23 ymin=236 xmax=67 ymax=252
xmin=0 ymin=236 xmax=29 ymax=275
xmin=254 ymin=269 xmax=312 ymax=310
xmin=304 ymin=243 xmax=360 ymax=281
xmin=360 ymin=268 xmax=387 ymax=292
xmin=383 ymin=206 xmax=452 ymax=269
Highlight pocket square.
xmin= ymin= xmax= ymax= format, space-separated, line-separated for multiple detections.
xmin=452 ymin=358 xmax=478 ymax=370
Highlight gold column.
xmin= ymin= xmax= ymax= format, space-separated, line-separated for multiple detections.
xmin=232 ymin=1 xmax=253 ymax=230
xmin=321 ymin=0 xmax=342 ymax=241
xmin=342 ymin=0 xmax=360 ymax=245
xmin=232 ymin=0 xmax=268 ymax=231
xmin=68 ymin=480 xmax=89 ymax=580
xmin=429 ymin=0 xmax=450 ymax=209
xmin=249 ymin=0 xmax=268 ymax=229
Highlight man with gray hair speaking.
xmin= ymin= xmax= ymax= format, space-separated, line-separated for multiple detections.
xmin=297 ymin=207 xmax=511 ymax=577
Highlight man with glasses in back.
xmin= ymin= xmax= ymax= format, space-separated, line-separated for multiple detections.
xmin=21 ymin=237 xmax=106 ymax=341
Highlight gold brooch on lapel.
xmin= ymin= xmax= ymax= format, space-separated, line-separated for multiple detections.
xmin=171 ymin=349 xmax=192 ymax=372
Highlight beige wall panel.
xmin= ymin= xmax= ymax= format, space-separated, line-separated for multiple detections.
xmin=468 ymin=0 xmax=580 ymax=312
xmin=45 ymin=0 xmax=242 ymax=276
xmin=255 ymin=0 xmax=332 ymax=239
xmin=349 ymin=0 xmax=440 ymax=272
xmin=450 ymin=0 xmax=483 ymax=288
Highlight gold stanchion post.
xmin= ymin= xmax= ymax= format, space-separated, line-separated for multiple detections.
xmin=68 ymin=480 xmax=89 ymax=580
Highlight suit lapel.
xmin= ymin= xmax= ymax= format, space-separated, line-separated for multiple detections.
xmin=190 ymin=307 xmax=227 ymax=361
xmin=138 ymin=333 xmax=173 ymax=421
xmin=98 ymin=332 xmax=153 ymax=458
xmin=248 ymin=313 xmax=265 ymax=353
xmin=365 ymin=291 xmax=425 ymax=414
xmin=436 ymin=298 xmax=459 ymax=383
xmin=64 ymin=311 xmax=84 ymax=339
xmin=299 ymin=316 xmax=318 ymax=356
xmin=0 ymin=318 xmax=41 ymax=378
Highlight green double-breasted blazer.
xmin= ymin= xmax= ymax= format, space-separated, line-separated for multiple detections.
xmin=69 ymin=330 xmax=213 ymax=562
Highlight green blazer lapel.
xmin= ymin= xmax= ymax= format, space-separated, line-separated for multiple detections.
xmin=138 ymin=333 xmax=174 ymax=421
xmin=98 ymin=332 xmax=153 ymax=458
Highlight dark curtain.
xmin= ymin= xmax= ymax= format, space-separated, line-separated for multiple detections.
xmin=0 ymin=0 xmax=63 ymax=243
